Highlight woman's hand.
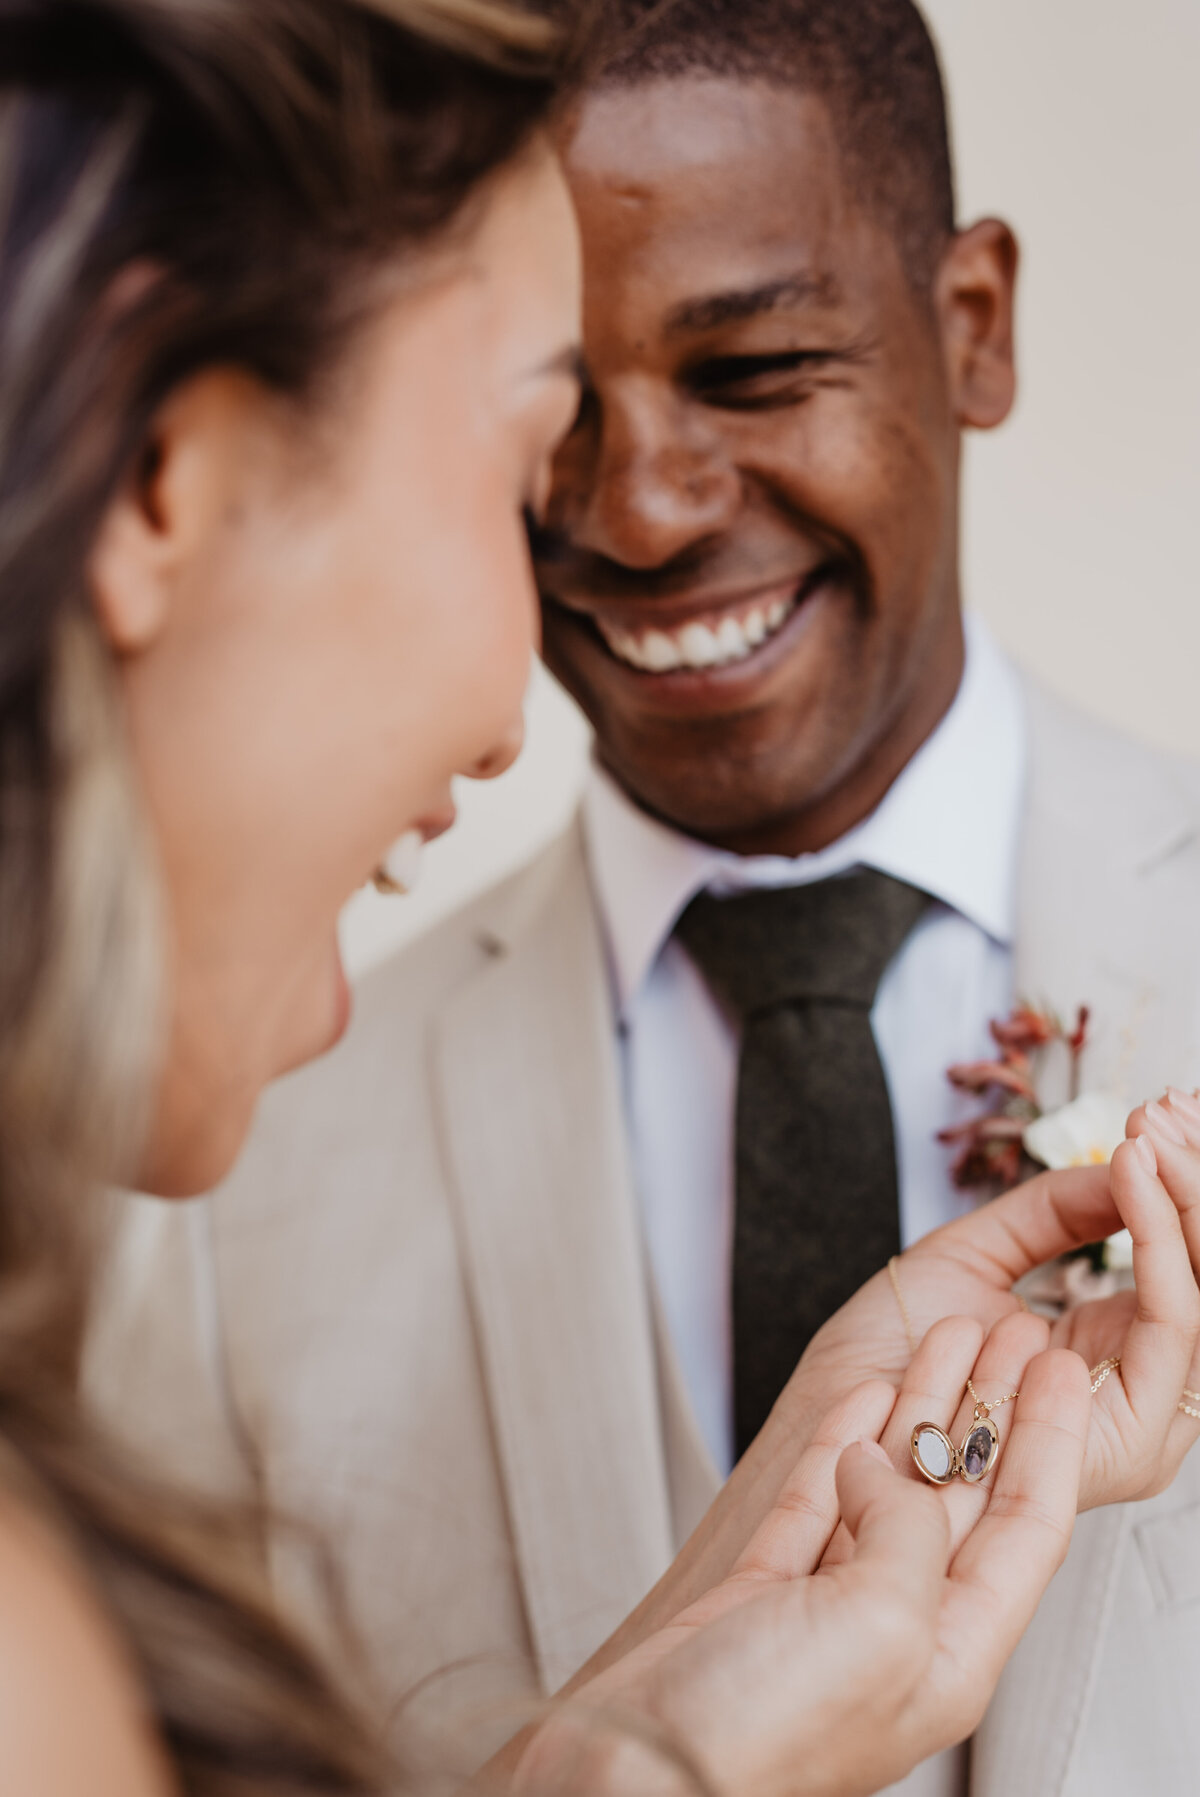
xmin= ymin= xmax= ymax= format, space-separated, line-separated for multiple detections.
xmin=794 ymin=1163 xmax=1116 ymax=1409
xmin=513 ymin=1321 xmax=1090 ymax=1797
xmin=563 ymin=1116 xmax=1200 ymax=1698
xmin=817 ymin=1096 xmax=1200 ymax=1529
xmin=1044 ymin=1090 xmax=1200 ymax=1505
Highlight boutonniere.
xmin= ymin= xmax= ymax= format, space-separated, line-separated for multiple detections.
xmin=939 ymin=1004 xmax=1132 ymax=1281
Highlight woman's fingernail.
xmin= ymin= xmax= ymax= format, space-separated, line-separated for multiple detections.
xmin=1146 ymin=1100 xmax=1187 ymax=1146
xmin=856 ymin=1439 xmax=893 ymax=1467
xmin=1134 ymin=1132 xmax=1158 ymax=1176
xmin=1167 ymin=1087 xmax=1200 ymax=1122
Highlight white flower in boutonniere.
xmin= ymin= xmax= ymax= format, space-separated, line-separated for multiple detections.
xmin=1023 ymin=1091 xmax=1134 ymax=1274
xmin=1023 ymin=1090 xmax=1130 ymax=1171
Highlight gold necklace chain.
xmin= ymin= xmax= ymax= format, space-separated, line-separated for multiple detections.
xmin=965 ymin=1376 xmax=1019 ymax=1419
xmin=1089 ymin=1356 xmax=1120 ymax=1394
xmin=887 ymin=1256 xmax=918 ymax=1357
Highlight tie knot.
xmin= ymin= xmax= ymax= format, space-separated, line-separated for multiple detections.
xmin=675 ymin=869 xmax=931 ymax=1018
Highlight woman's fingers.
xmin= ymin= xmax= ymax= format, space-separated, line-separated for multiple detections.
xmin=831 ymin=1338 xmax=1087 ymax=1750
xmin=1114 ymin=1097 xmax=1200 ymax=1494
xmin=1147 ymin=1091 xmax=1200 ymax=1293
xmin=821 ymin=1317 xmax=982 ymax=1566
xmin=883 ymin=1315 xmax=986 ymax=1478
xmin=1088 ymin=1125 xmax=1200 ymax=1498
xmin=922 ymin=1163 xmax=1117 ymax=1288
xmin=846 ymin=1313 xmax=984 ymax=1494
xmin=934 ymin=1310 xmax=1053 ymax=1551
xmin=829 ymin=1437 xmax=948 ymax=1660
xmin=732 ymin=1379 xmax=898 ymax=1583
xmin=937 ymin=1347 xmax=1090 ymax=1700
xmin=833 ymin=1438 xmax=951 ymax=1625
xmin=943 ymin=1309 xmax=1051 ymax=1449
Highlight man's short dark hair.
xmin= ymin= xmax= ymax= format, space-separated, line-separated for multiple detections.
xmin=594 ymin=0 xmax=956 ymax=288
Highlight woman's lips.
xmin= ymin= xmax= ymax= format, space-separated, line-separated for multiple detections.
xmin=414 ymin=805 xmax=457 ymax=845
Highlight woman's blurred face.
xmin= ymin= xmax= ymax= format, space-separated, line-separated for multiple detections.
xmin=91 ymin=146 xmax=582 ymax=1195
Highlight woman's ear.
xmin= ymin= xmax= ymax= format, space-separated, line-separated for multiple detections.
xmin=935 ymin=218 xmax=1019 ymax=432
xmin=88 ymin=374 xmax=240 ymax=655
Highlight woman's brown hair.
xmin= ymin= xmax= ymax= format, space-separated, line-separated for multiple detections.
xmin=0 ymin=2 xmax=585 ymax=1790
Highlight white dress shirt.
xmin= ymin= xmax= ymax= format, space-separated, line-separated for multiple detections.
xmin=583 ymin=616 xmax=1027 ymax=1479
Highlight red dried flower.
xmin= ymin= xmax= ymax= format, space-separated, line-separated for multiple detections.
xmin=990 ymin=1007 xmax=1056 ymax=1055
xmin=940 ymin=1002 xmax=1088 ymax=1194
xmin=937 ymin=1114 xmax=1029 ymax=1147
xmin=1066 ymin=1005 xmax=1091 ymax=1056
xmin=945 ymin=1058 xmax=1037 ymax=1102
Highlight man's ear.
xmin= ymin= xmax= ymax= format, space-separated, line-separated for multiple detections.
xmin=934 ymin=218 xmax=1019 ymax=432
xmin=88 ymin=374 xmax=238 ymax=655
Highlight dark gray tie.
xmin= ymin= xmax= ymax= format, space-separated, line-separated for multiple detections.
xmin=676 ymin=870 xmax=931 ymax=1458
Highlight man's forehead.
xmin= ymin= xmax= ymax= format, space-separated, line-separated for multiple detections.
xmin=564 ymin=74 xmax=840 ymax=192
xmin=561 ymin=75 xmax=872 ymax=309
xmin=564 ymin=77 xmax=862 ymax=237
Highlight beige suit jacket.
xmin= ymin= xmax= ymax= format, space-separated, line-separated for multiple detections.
xmin=86 ymin=681 xmax=1200 ymax=1788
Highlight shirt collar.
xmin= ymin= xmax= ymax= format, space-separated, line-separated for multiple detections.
xmin=583 ymin=614 xmax=1027 ymax=1021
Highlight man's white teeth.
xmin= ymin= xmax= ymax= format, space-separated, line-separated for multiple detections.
xmin=598 ymin=595 xmax=796 ymax=673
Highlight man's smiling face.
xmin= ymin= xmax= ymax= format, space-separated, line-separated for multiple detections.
xmin=538 ymin=76 xmax=1016 ymax=855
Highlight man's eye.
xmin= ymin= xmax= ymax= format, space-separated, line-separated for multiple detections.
xmin=687 ymin=351 xmax=830 ymax=409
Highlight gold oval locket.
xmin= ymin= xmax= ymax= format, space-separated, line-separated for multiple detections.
xmin=910 ymin=1414 xmax=999 ymax=1486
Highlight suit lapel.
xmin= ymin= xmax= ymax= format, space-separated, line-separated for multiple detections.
xmin=977 ymin=682 xmax=1200 ymax=1796
xmin=434 ymin=824 xmax=675 ymax=1692
xmin=1015 ymin=680 xmax=1200 ymax=1105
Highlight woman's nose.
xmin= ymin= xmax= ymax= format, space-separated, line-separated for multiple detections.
xmin=463 ymin=714 xmax=525 ymax=783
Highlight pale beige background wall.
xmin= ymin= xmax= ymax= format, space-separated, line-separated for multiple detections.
xmin=342 ymin=0 xmax=1200 ymax=976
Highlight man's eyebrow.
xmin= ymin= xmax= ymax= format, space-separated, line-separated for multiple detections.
xmin=663 ymin=271 xmax=843 ymax=337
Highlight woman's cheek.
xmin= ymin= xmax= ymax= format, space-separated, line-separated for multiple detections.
xmin=474 ymin=595 xmax=535 ymax=756
xmin=443 ymin=545 xmax=536 ymax=762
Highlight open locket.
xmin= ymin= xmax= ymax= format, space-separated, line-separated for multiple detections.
xmin=910 ymin=1414 xmax=999 ymax=1485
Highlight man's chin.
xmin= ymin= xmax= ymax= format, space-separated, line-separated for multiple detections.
xmin=595 ymin=735 xmax=842 ymax=856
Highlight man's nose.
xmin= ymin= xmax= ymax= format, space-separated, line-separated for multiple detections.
xmin=569 ymin=388 xmax=740 ymax=571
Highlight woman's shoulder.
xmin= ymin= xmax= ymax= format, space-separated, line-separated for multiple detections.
xmin=0 ymin=1480 xmax=175 ymax=1797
